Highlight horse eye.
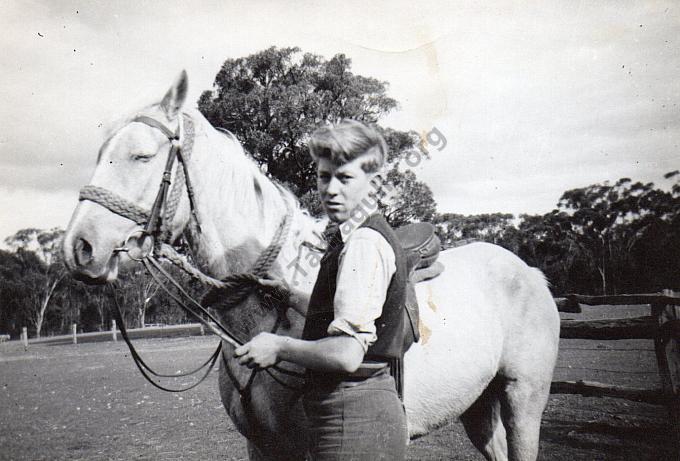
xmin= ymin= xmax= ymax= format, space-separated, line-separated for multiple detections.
xmin=131 ymin=153 xmax=154 ymax=162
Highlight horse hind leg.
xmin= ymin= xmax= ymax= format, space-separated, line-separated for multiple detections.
xmin=498 ymin=377 xmax=551 ymax=461
xmin=460 ymin=377 xmax=508 ymax=461
xmin=497 ymin=267 xmax=558 ymax=460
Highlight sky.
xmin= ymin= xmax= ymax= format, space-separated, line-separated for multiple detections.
xmin=1 ymin=0 xmax=679 ymax=242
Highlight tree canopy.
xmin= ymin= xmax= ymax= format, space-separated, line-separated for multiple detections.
xmin=198 ymin=46 xmax=436 ymax=224
xmin=464 ymin=172 xmax=680 ymax=295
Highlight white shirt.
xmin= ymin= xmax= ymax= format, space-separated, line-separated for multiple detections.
xmin=326 ymin=221 xmax=397 ymax=352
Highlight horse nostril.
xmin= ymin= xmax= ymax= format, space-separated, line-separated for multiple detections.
xmin=74 ymin=237 xmax=93 ymax=267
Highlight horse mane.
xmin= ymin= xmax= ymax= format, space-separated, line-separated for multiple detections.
xmin=186 ymin=108 xmax=329 ymax=254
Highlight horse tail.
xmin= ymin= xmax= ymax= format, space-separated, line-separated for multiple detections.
xmin=524 ymin=266 xmax=561 ymax=333
xmin=528 ymin=266 xmax=550 ymax=288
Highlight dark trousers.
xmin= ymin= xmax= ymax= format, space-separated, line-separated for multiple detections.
xmin=302 ymin=369 xmax=407 ymax=460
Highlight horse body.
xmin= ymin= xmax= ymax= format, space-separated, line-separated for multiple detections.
xmin=62 ymin=72 xmax=559 ymax=461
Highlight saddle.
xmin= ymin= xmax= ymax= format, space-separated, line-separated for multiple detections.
xmin=394 ymin=222 xmax=445 ymax=346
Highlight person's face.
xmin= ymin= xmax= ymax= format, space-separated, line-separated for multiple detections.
xmin=316 ymin=155 xmax=378 ymax=223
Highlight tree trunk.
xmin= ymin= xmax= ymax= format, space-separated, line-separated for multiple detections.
xmin=598 ymin=255 xmax=607 ymax=295
xmin=96 ymin=297 xmax=106 ymax=332
xmin=35 ymin=309 xmax=44 ymax=339
xmin=35 ymin=275 xmax=65 ymax=338
xmin=138 ymin=307 xmax=146 ymax=329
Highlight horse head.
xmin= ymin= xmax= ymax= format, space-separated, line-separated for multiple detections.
xmin=63 ymin=71 xmax=191 ymax=283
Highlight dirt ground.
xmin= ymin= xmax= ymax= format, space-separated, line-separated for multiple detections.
xmin=0 ymin=305 xmax=674 ymax=460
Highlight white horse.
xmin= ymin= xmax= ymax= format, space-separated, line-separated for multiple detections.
xmin=63 ymin=72 xmax=560 ymax=461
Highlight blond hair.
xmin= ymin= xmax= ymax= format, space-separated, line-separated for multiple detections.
xmin=308 ymin=120 xmax=387 ymax=173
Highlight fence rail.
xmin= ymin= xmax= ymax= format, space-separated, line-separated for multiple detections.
xmin=550 ymin=380 xmax=666 ymax=405
xmin=560 ymin=316 xmax=657 ymax=340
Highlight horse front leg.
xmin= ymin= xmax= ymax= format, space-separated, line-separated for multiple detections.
xmin=247 ymin=440 xmax=311 ymax=461
xmin=218 ymin=355 xmax=310 ymax=460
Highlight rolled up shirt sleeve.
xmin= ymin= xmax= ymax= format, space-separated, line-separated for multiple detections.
xmin=327 ymin=228 xmax=396 ymax=352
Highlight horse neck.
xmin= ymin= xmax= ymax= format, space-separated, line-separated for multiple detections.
xmin=184 ymin=117 xmax=325 ymax=284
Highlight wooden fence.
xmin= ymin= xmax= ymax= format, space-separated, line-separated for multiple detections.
xmin=551 ymin=289 xmax=680 ymax=455
xmin=13 ymin=322 xmax=208 ymax=347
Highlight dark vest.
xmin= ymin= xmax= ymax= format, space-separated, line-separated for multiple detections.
xmin=302 ymin=213 xmax=408 ymax=361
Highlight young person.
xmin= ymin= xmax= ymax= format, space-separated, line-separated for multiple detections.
xmin=235 ymin=119 xmax=409 ymax=460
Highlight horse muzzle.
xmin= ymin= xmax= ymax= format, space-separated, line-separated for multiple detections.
xmin=63 ymin=231 xmax=121 ymax=284
xmin=62 ymin=204 xmax=133 ymax=284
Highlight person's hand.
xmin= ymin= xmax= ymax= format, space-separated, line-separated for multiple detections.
xmin=234 ymin=332 xmax=282 ymax=369
xmin=257 ymin=274 xmax=289 ymax=291
xmin=256 ymin=274 xmax=290 ymax=303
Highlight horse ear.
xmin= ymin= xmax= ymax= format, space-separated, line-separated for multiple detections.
xmin=160 ymin=70 xmax=188 ymax=120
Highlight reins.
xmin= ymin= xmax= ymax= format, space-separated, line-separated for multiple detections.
xmin=109 ymin=283 xmax=222 ymax=393
xmin=79 ymin=113 xmax=305 ymax=393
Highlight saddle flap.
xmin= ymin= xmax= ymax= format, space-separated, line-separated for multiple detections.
xmin=403 ymin=281 xmax=420 ymax=345
xmin=402 ymin=261 xmax=446 ymax=349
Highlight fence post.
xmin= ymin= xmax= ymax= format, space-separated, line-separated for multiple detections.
xmin=199 ymin=324 xmax=205 ymax=336
xmin=21 ymin=327 xmax=28 ymax=348
xmin=111 ymin=320 xmax=117 ymax=342
xmin=72 ymin=324 xmax=78 ymax=345
xmin=652 ymin=289 xmax=680 ymax=456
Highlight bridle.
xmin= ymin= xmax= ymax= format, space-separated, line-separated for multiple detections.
xmin=78 ymin=113 xmax=305 ymax=393
xmin=80 ymin=114 xmax=198 ymax=253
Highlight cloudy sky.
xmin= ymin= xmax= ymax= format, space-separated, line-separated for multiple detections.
xmin=1 ymin=0 xmax=678 ymax=241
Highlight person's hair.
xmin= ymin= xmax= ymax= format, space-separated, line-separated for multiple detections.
xmin=308 ymin=119 xmax=387 ymax=173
